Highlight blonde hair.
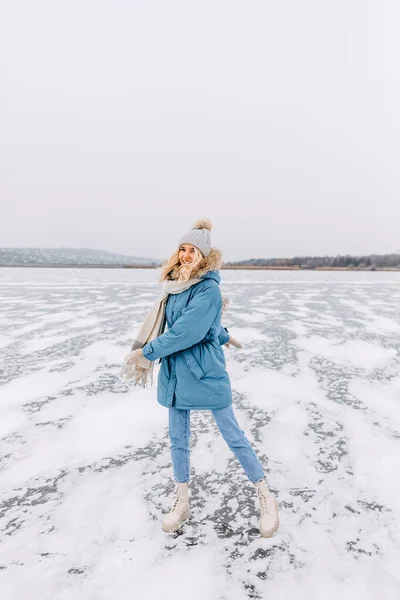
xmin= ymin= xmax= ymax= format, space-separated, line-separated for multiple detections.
xmin=159 ymin=245 xmax=204 ymax=282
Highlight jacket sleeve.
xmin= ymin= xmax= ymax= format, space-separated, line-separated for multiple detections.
xmin=218 ymin=326 xmax=230 ymax=346
xmin=141 ymin=282 xmax=222 ymax=361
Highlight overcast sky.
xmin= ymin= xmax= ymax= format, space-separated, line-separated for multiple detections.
xmin=1 ymin=0 xmax=399 ymax=262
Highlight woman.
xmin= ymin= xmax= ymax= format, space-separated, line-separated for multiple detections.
xmin=122 ymin=218 xmax=279 ymax=537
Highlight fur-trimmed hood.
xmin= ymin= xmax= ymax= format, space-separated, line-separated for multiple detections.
xmin=163 ymin=246 xmax=223 ymax=283
xmin=190 ymin=247 xmax=223 ymax=280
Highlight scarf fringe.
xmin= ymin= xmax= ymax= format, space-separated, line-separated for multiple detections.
xmin=120 ymin=360 xmax=155 ymax=387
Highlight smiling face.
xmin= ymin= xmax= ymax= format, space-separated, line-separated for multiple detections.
xmin=178 ymin=243 xmax=198 ymax=265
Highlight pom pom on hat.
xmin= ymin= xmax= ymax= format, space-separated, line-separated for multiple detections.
xmin=192 ymin=218 xmax=212 ymax=231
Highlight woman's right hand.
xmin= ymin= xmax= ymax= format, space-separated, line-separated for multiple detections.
xmin=125 ymin=348 xmax=143 ymax=364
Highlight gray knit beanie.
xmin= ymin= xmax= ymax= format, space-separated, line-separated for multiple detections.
xmin=178 ymin=218 xmax=212 ymax=257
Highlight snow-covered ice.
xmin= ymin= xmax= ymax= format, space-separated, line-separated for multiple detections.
xmin=0 ymin=268 xmax=400 ymax=599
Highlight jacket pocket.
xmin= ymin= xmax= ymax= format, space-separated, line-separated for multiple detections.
xmin=182 ymin=348 xmax=205 ymax=380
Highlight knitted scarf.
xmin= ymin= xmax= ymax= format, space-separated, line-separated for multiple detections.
xmin=120 ymin=277 xmax=230 ymax=387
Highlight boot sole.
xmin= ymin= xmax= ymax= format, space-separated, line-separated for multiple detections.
xmin=161 ymin=510 xmax=191 ymax=533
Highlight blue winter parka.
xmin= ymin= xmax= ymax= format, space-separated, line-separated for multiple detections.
xmin=141 ymin=255 xmax=232 ymax=410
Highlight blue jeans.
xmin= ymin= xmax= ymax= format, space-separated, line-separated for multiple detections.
xmin=168 ymin=404 xmax=265 ymax=483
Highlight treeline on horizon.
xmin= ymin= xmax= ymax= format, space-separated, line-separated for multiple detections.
xmin=224 ymin=253 xmax=400 ymax=269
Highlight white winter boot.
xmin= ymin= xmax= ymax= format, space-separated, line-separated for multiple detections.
xmin=161 ymin=482 xmax=191 ymax=533
xmin=253 ymin=479 xmax=279 ymax=537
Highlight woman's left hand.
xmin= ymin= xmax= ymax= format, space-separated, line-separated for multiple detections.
xmin=225 ymin=335 xmax=243 ymax=349
xmin=125 ymin=348 xmax=143 ymax=365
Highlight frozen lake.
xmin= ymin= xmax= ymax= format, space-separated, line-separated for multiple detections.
xmin=1 ymin=268 xmax=400 ymax=599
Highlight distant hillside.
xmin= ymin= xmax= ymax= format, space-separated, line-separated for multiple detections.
xmin=0 ymin=247 xmax=162 ymax=267
xmin=224 ymin=253 xmax=400 ymax=270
